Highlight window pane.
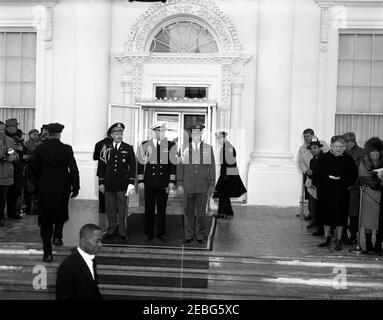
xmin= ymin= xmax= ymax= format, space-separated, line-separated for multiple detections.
xmin=353 ymin=87 xmax=371 ymax=113
xmin=373 ymin=61 xmax=383 ymax=87
xmin=337 ymin=86 xmax=353 ymax=112
xmin=374 ymin=35 xmax=383 ymax=60
xmin=337 ymin=60 xmax=353 ymax=86
xmin=5 ymin=57 xmax=21 ymax=82
xmin=0 ymin=57 xmax=4 ymax=82
xmin=339 ymin=34 xmax=354 ymax=60
xmin=355 ymin=34 xmax=372 ymax=60
xmin=21 ymin=33 xmax=36 ymax=58
xmin=150 ymin=21 xmax=218 ymax=53
xmin=5 ymin=33 xmax=21 ymax=57
xmin=372 ymin=88 xmax=383 ymax=113
xmin=354 ymin=61 xmax=371 ymax=86
xmin=0 ymin=82 xmax=3 ymax=106
xmin=4 ymin=82 xmax=20 ymax=106
xmin=0 ymin=33 xmax=4 ymax=56
xmin=21 ymin=58 xmax=36 ymax=82
xmin=21 ymin=82 xmax=35 ymax=107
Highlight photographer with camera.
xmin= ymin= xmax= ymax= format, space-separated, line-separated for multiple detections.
xmin=0 ymin=121 xmax=19 ymax=226
xmin=5 ymin=118 xmax=26 ymax=220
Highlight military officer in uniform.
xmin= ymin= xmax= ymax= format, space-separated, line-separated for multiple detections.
xmin=93 ymin=125 xmax=113 ymax=214
xmin=213 ymin=131 xmax=247 ymax=219
xmin=98 ymin=123 xmax=136 ymax=242
xmin=137 ymin=123 xmax=177 ymax=242
xmin=32 ymin=123 xmax=80 ymax=262
xmin=177 ymin=124 xmax=216 ymax=245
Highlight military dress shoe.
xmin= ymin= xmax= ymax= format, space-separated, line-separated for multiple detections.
xmin=213 ymin=213 xmax=226 ymax=219
xmin=0 ymin=219 xmax=5 ymax=227
xmin=119 ymin=235 xmax=128 ymax=242
xmin=334 ymin=239 xmax=343 ymax=251
xmin=53 ymin=238 xmax=63 ymax=246
xmin=183 ymin=239 xmax=193 ymax=244
xmin=345 ymin=236 xmax=357 ymax=246
xmin=318 ymin=237 xmax=331 ymax=247
xmin=102 ymin=234 xmax=114 ymax=241
xmin=197 ymin=239 xmax=206 ymax=245
xmin=144 ymin=235 xmax=154 ymax=242
xmin=43 ymin=254 xmax=53 ymax=263
xmin=157 ymin=235 xmax=169 ymax=242
xmin=374 ymin=242 xmax=383 ymax=256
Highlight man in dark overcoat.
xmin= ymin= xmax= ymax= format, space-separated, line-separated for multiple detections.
xmin=32 ymin=123 xmax=80 ymax=262
xmin=137 ymin=123 xmax=177 ymax=242
xmin=177 ymin=125 xmax=216 ymax=245
xmin=93 ymin=125 xmax=113 ymax=214
xmin=213 ymin=132 xmax=247 ymax=219
xmin=98 ymin=123 xmax=136 ymax=242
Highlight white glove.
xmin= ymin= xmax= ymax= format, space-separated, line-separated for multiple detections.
xmin=126 ymin=184 xmax=135 ymax=196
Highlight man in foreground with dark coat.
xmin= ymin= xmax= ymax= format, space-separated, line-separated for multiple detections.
xmin=32 ymin=123 xmax=80 ymax=262
xmin=56 ymin=223 xmax=103 ymax=300
xmin=93 ymin=126 xmax=112 ymax=214
xmin=213 ymin=131 xmax=246 ymax=219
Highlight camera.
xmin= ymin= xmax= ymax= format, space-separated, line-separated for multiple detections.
xmin=0 ymin=148 xmax=15 ymax=163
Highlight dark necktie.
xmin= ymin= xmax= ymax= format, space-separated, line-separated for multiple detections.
xmin=92 ymin=258 xmax=98 ymax=283
xmin=156 ymin=141 xmax=160 ymax=162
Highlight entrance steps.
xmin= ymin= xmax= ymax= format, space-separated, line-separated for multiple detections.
xmin=1 ymin=243 xmax=383 ymax=299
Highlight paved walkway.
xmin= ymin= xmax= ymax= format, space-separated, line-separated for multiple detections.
xmin=0 ymin=199 xmax=380 ymax=261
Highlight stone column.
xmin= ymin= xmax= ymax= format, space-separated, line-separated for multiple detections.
xmin=72 ymin=0 xmax=111 ymax=148
xmin=247 ymin=0 xmax=301 ymax=206
xmin=72 ymin=0 xmax=112 ymax=199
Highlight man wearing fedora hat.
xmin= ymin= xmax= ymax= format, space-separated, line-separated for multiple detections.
xmin=177 ymin=124 xmax=216 ymax=245
xmin=93 ymin=125 xmax=113 ymax=214
xmin=32 ymin=123 xmax=80 ymax=262
xmin=137 ymin=123 xmax=177 ymax=242
xmin=99 ymin=122 xmax=136 ymax=242
xmin=305 ymin=138 xmax=325 ymax=235
xmin=5 ymin=118 xmax=25 ymax=220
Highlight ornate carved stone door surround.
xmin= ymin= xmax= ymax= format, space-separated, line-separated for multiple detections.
xmin=115 ymin=0 xmax=252 ymax=131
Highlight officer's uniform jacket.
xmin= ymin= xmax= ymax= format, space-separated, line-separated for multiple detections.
xmin=98 ymin=141 xmax=136 ymax=192
xmin=137 ymin=138 xmax=177 ymax=189
xmin=177 ymin=141 xmax=216 ymax=194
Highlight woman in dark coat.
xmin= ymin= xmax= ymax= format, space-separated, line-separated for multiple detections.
xmin=313 ymin=135 xmax=358 ymax=251
xmin=213 ymin=132 xmax=247 ymax=219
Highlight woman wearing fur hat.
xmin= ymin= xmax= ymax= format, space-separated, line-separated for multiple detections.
xmin=358 ymin=137 xmax=383 ymax=255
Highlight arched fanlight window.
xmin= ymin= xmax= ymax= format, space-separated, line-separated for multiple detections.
xmin=149 ymin=21 xmax=219 ymax=53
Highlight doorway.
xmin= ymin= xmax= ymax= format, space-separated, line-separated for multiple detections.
xmin=154 ymin=111 xmax=207 ymax=148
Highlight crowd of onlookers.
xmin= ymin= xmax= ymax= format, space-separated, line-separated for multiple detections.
xmin=0 ymin=118 xmax=47 ymax=226
xmin=298 ymin=129 xmax=383 ymax=254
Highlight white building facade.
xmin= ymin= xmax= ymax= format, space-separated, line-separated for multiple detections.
xmin=1 ymin=0 xmax=383 ymax=206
